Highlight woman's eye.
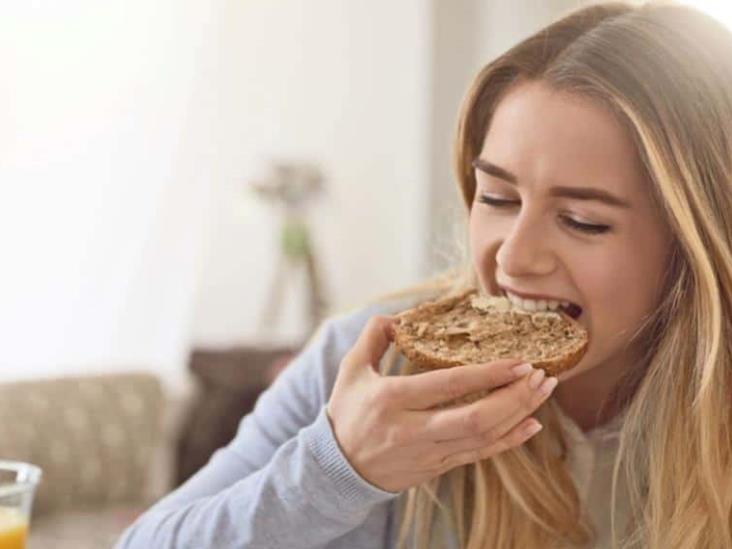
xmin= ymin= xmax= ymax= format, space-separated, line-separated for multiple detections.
xmin=562 ymin=216 xmax=610 ymax=235
xmin=477 ymin=194 xmax=519 ymax=208
xmin=476 ymin=194 xmax=611 ymax=235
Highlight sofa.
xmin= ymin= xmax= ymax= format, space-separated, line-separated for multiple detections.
xmin=0 ymin=346 xmax=298 ymax=548
xmin=0 ymin=372 xmax=180 ymax=548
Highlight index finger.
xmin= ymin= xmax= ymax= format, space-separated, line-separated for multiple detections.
xmin=390 ymin=358 xmax=531 ymax=410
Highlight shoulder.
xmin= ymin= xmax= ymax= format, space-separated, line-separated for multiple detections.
xmin=314 ymin=284 xmax=451 ymax=347
xmin=276 ymin=293 xmax=423 ymax=411
xmin=313 ymin=295 xmax=418 ymax=350
xmin=310 ymin=294 xmax=420 ymax=373
xmin=259 ymin=284 xmax=454 ymax=424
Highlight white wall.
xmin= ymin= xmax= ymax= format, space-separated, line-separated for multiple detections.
xmin=0 ymin=0 xmax=591 ymax=393
xmin=0 ymin=0 xmax=431 ymax=392
xmin=190 ymin=0 xmax=431 ymax=347
xmin=0 ymin=1 xmax=218 ymax=392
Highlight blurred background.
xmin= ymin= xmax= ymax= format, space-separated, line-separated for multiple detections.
xmin=0 ymin=1 xmax=728 ymax=546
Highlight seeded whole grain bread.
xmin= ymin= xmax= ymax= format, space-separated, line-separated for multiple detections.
xmin=393 ymin=288 xmax=588 ymax=380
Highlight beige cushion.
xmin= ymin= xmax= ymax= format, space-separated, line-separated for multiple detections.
xmin=0 ymin=373 xmax=163 ymax=515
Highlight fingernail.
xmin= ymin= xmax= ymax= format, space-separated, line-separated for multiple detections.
xmin=539 ymin=376 xmax=558 ymax=396
xmin=510 ymin=362 xmax=533 ymax=377
xmin=524 ymin=421 xmax=543 ymax=437
xmin=528 ymin=368 xmax=546 ymax=390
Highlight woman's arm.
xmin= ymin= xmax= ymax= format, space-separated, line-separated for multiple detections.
xmin=115 ymin=307 xmax=401 ymax=549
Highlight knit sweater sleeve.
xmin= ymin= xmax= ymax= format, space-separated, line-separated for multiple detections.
xmin=114 ymin=304 xmax=403 ymax=549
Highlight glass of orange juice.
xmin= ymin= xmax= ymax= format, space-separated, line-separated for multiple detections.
xmin=0 ymin=461 xmax=42 ymax=549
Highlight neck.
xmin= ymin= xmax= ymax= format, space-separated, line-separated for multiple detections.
xmin=554 ymin=354 xmax=634 ymax=433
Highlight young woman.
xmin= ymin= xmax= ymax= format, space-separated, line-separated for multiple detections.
xmin=117 ymin=2 xmax=732 ymax=547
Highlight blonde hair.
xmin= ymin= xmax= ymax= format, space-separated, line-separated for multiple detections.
xmin=373 ymin=2 xmax=732 ymax=547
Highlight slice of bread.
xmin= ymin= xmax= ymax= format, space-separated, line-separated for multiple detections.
xmin=392 ymin=288 xmax=588 ymax=379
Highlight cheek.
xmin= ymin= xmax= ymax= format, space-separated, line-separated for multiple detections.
xmin=575 ymin=245 xmax=662 ymax=357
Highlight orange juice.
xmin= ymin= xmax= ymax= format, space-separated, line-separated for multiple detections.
xmin=0 ymin=507 xmax=27 ymax=549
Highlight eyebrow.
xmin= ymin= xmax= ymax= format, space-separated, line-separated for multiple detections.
xmin=471 ymin=157 xmax=632 ymax=209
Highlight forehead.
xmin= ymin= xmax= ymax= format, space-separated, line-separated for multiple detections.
xmin=481 ymin=80 xmax=647 ymax=201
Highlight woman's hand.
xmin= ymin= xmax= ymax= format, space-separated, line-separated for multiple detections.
xmin=326 ymin=315 xmax=558 ymax=493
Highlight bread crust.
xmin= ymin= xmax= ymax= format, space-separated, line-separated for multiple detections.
xmin=393 ymin=288 xmax=588 ymax=377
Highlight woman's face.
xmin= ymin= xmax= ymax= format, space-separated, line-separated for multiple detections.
xmin=469 ymin=80 xmax=672 ymax=384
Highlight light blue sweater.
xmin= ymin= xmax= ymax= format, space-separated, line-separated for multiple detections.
xmin=116 ymin=296 xmax=627 ymax=548
xmin=115 ymin=297 xmax=417 ymax=549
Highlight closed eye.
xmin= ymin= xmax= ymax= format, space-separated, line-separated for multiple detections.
xmin=477 ymin=194 xmax=611 ymax=235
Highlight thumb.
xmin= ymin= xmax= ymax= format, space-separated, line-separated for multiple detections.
xmin=344 ymin=315 xmax=396 ymax=374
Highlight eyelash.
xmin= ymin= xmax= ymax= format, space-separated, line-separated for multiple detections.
xmin=477 ymin=194 xmax=611 ymax=235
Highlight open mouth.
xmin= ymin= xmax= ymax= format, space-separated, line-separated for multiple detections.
xmin=497 ymin=289 xmax=583 ymax=320
xmin=561 ymin=302 xmax=583 ymax=320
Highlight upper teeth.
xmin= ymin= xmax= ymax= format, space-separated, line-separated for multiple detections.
xmin=505 ymin=290 xmax=571 ymax=312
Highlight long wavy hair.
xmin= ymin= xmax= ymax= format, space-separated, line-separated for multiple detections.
xmin=372 ymin=1 xmax=732 ymax=547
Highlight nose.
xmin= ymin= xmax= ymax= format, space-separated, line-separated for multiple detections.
xmin=495 ymin=209 xmax=556 ymax=277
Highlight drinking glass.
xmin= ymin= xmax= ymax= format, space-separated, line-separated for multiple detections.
xmin=0 ymin=461 xmax=42 ymax=549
